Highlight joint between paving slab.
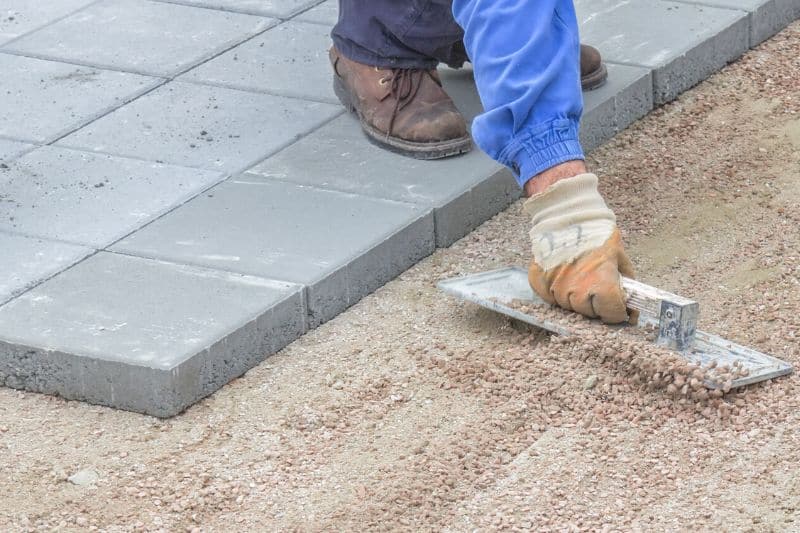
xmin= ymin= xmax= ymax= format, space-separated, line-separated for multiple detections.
xmin=603 ymin=59 xmax=656 ymax=72
xmin=0 ymin=49 xmax=170 ymax=80
xmin=0 ymin=48 xmax=181 ymax=79
xmin=0 ymin=147 xmax=37 ymax=164
xmin=0 ymin=159 xmax=227 ymax=252
xmin=148 ymin=0 xmax=327 ymax=21
xmin=670 ymin=1 xmax=757 ymax=45
xmin=232 ymin=174 xmax=426 ymax=210
xmin=46 ymin=143 xmax=212 ymax=172
xmin=0 ymin=51 xmax=170 ymax=148
xmin=285 ymin=0 xmax=330 ymax=21
xmin=669 ymin=0 xmax=753 ymax=15
xmin=0 ymin=145 xmax=231 ymax=263
xmin=105 ymin=248 xmax=301 ymax=290
xmin=2 ymin=20 xmax=281 ymax=79
xmin=174 ymin=78 xmax=339 ymax=106
xmin=0 ymin=227 xmax=100 ymax=250
xmin=2 ymin=13 xmax=283 ymax=84
xmin=156 ymin=20 xmax=284 ymax=79
xmin=0 ymin=252 xmax=308 ymax=375
xmin=0 ymin=138 xmax=42 ymax=163
xmin=147 ymin=0 xmax=280 ymax=17
xmin=0 ymin=0 xmax=106 ymax=49
xmin=48 ymin=107 xmax=342 ymax=248
xmin=43 ymin=78 xmax=170 ymax=147
xmin=94 ymin=174 xmax=231 ymax=250
xmin=0 ymin=247 xmax=99 ymax=308
xmin=300 ymin=284 xmax=314 ymax=327
xmin=105 ymin=199 xmax=435 ymax=321
xmin=212 ymin=106 xmax=345 ymax=176
xmin=287 ymin=18 xmax=332 ymax=28
xmin=235 ymin=163 xmax=495 ymax=215
xmin=232 ymin=108 xmax=346 ymax=174
xmin=34 ymin=16 xmax=306 ymax=152
xmin=0 ymin=134 xmax=42 ymax=145
xmin=603 ymin=56 xmax=725 ymax=110
xmin=126 ymin=16 xmax=287 ymax=85
xmin=51 ymin=80 xmax=340 ymax=163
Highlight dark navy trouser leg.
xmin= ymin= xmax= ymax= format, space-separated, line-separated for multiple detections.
xmin=332 ymin=0 xmax=468 ymax=69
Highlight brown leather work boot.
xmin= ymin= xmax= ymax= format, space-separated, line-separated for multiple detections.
xmin=581 ymin=44 xmax=607 ymax=91
xmin=330 ymin=47 xmax=471 ymax=159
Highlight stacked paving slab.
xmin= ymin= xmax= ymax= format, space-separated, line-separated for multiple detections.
xmin=0 ymin=0 xmax=797 ymax=416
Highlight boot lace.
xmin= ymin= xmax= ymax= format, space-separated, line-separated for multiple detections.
xmin=379 ymin=68 xmax=439 ymax=137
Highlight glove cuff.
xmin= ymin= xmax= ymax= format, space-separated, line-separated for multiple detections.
xmin=523 ymin=173 xmax=617 ymax=271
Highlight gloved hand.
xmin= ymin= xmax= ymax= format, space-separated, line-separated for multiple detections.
xmin=523 ymin=173 xmax=636 ymax=324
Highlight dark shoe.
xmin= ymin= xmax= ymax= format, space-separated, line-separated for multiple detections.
xmin=581 ymin=44 xmax=607 ymax=91
xmin=330 ymin=47 xmax=472 ymax=159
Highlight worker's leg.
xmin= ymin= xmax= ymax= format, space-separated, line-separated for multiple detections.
xmin=329 ymin=1 xmax=605 ymax=160
xmin=330 ymin=0 xmax=471 ymax=158
xmin=332 ymin=0 xmax=465 ymax=69
xmin=331 ymin=1 xmax=601 ymax=78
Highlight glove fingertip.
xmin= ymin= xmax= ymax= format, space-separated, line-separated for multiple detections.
xmin=593 ymin=284 xmax=630 ymax=324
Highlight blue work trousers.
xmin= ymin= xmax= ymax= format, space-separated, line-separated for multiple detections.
xmin=332 ymin=0 xmax=585 ymax=187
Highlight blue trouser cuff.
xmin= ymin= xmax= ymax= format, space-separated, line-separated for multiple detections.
xmin=499 ymin=119 xmax=585 ymax=187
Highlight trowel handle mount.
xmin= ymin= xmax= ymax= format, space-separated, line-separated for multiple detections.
xmin=622 ymin=277 xmax=699 ymax=352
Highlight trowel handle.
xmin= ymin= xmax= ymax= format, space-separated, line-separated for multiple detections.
xmin=622 ymin=277 xmax=699 ymax=351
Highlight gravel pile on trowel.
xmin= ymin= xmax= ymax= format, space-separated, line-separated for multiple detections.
xmin=505 ymin=299 xmax=747 ymax=418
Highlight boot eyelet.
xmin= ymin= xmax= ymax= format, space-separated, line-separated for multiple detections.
xmin=378 ymin=77 xmax=389 ymax=86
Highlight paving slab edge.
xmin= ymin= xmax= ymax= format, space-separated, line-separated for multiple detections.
xmin=0 ymin=262 xmax=307 ymax=418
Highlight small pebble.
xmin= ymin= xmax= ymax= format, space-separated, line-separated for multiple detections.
xmin=67 ymin=470 xmax=99 ymax=486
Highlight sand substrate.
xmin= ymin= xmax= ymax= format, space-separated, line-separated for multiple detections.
xmin=1 ymin=21 xmax=799 ymax=533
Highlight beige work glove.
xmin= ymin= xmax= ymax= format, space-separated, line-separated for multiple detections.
xmin=523 ymin=173 xmax=636 ymax=324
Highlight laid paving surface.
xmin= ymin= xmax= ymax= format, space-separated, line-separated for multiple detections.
xmin=0 ymin=0 xmax=797 ymax=417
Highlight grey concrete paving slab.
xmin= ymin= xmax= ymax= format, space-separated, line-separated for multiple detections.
xmin=181 ymin=20 xmax=335 ymax=102
xmin=58 ymin=81 xmax=341 ymax=173
xmin=0 ymin=53 xmax=157 ymax=143
xmin=0 ymin=252 xmax=305 ymax=417
xmin=581 ymin=64 xmax=653 ymax=152
xmin=438 ymin=67 xmax=484 ymax=124
xmin=679 ymin=0 xmax=800 ymax=45
xmin=0 ymin=146 xmax=224 ymax=247
xmin=0 ymin=232 xmax=92 ymax=304
xmin=0 ymin=0 xmax=95 ymax=45
xmin=152 ymin=0 xmax=319 ymax=18
xmin=0 ymin=139 xmax=35 ymax=163
xmin=294 ymin=0 xmax=337 ymax=25
xmin=112 ymin=179 xmax=435 ymax=325
xmin=3 ymin=0 xmax=274 ymax=77
xmin=245 ymin=114 xmax=518 ymax=247
xmin=576 ymin=0 xmax=750 ymax=104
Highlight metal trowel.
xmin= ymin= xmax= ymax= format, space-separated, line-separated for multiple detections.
xmin=438 ymin=266 xmax=792 ymax=388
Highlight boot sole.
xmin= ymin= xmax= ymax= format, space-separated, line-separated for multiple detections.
xmin=333 ymin=76 xmax=472 ymax=160
xmin=581 ymin=63 xmax=608 ymax=92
